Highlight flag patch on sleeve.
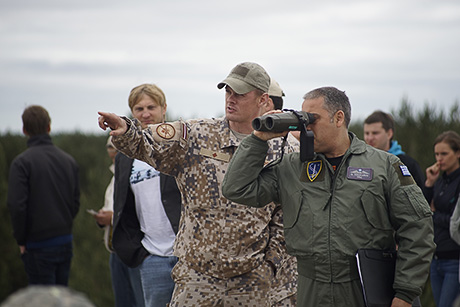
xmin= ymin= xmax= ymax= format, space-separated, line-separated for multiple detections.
xmin=399 ymin=165 xmax=411 ymax=176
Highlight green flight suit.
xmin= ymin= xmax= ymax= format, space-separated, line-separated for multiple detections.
xmin=222 ymin=132 xmax=435 ymax=306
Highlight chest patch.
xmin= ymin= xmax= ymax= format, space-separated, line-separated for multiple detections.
xmin=307 ymin=160 xmax=322 ymax=182
xmin=347 ymin=167 xmax=373 ymax=181
xmin=199 ymin=148 xmax=231 ymax=163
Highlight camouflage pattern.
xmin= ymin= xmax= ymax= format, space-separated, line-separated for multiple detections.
xmin=268 ymin=207 xmax=297 ymax=307
xmin=112 ymin=116 xmax=298 ymax=305
xmin=169 ymin=259 xmax=272 ymax=306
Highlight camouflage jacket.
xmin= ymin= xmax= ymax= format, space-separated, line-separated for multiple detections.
xmin=112 ymin=116 xmax=297 ymax=281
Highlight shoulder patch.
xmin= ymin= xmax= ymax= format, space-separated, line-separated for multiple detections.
xmin=392 ymin=162 xmax=416 ymax=186
xmin=148 ymin=121 xmax=187 ymax=143
xmin=399 ymin=165 xmax=411 ymax=176
xmin=156 ymin=123 xmax=176 ymax=140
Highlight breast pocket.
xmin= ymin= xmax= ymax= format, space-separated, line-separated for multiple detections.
xmin=360 ymin=189 xmax=393 ymax=231
xmin=283 ymin=191 xmax=314 ymax=255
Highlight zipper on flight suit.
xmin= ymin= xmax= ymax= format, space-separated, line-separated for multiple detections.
xmin=324 ymin=158 xmax=336 ymax=284
xmin=325 ymin=152 xmax=349 ymax=284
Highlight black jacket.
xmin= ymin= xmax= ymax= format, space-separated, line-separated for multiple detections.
xmin=423 ymin=167 xmax=460 ymax=255
xmin=7 ymin=134 xmax=80 ymax=245
xmin=397 ymin=153 xmax=425 ymax=189
xmin=112 ymin=153 xmax=182 ymax=268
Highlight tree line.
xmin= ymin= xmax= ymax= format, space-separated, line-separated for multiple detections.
xmin=349 ymin=99 xmax=460 ymax=172
xmin=0 ymin=99 xmax=458 ymax=306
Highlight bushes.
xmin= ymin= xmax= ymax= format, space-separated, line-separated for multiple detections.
xmin=349 ymin=99 xmax=460 ymax=171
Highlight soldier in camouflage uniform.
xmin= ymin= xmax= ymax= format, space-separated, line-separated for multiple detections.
xmin=98 ymin=62 xmax=298 ymax=306
xmin=265 ymin=78 xmax=298 ymax=307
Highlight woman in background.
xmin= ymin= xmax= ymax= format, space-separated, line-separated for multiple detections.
xmin=424 ymin=130 xmax=460 ymax=307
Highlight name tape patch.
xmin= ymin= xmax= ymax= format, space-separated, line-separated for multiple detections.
xmin=347 ymin=167 xmax=373 ymax=181
xmin=199 ymin=148 xmax=231 ymax=163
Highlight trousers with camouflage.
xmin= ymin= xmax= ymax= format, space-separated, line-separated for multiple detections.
xmin=169 ymin=259 xmax=293 ymax=307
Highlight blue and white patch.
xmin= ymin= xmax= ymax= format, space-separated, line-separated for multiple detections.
xmin=399 ymin=165 xmax=411 ymax=176
xmin=347 ymin=167 xmax=373 ymax=181
xmin=307 ymin=160 xmax=322 ymax=182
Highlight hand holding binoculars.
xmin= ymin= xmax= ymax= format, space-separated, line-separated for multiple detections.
xmin=252 ymin=110 xmax=316 ymax=132
xmin=252 ymin=110 xmax=316 ymax=162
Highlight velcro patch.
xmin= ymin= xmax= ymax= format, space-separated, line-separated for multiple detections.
xmin=233 ymin=66 xmax=249 ymax=77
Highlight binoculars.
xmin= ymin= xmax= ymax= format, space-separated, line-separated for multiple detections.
xmin=252 ymin=110 xmax=316 ymax=132
xmin=252 ymin=110 xmax=316 ymax=161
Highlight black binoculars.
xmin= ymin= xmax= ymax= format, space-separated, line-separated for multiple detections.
xmin=252 ymin=110 xmax=316 ymax=132
xmin=252 ymin=110 xmax=316 ymax=161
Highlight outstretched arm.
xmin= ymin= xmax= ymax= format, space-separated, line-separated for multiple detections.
xmin=98 ymin=112 xmax=128 ymax=136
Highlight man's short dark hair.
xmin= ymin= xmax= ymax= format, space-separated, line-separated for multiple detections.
xmin=364 ymin=110 xmax=394 ymax=132
xmin=303 ymin=87 xmax=351 ymax=127
xmin=270 ymin=96 xmax=283 ymax=110
xmin=22 ymin=105 xmax=51 ymax=136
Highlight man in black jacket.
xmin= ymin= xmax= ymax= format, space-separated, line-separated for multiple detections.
xmin=364 ymin=110 xmax=425 ymax=188
xmin=7 ymin=105 xmax=80 ymax=286
xmin=111 ymin=84 xmax=182 ymax=307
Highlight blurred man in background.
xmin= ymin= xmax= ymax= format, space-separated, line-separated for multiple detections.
xmin=110 ymin=84 xmax=182 ymax=307
xmin=7 ymin=105 xmax=80 ymax=286
xmin=364 ymin=110 xmax=424 ymax=188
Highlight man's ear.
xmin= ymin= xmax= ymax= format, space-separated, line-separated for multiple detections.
xmin=266 ymin=98 xmax=274 ymax=110
xmin=162 ymin=105 xmax=167 ymax=122
xmin=22 ymin=126 xmax=29 ymax=136
xmin=335 ymin=110 xmax=345 ymax=127
xmin=388 ymin=128 xmax=394 ymax=139
xmin=259 ymin=93 xmax=270 ymax=107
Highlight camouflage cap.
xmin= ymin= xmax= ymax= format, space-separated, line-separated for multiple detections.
xmin=268 ymin=79 xmax=285 ymax=97
xmin=217 ymin=62 xmax=270 ymax=94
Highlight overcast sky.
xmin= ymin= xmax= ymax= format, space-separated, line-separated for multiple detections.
xmin=1 ymin=0 xmax=459 ymax=134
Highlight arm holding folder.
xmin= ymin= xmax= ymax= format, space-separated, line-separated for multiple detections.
xmin=356 ymin=249 xmax=422 ymax=307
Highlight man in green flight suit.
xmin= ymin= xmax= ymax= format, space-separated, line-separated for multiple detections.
xmin=222 ymin=86 xmax=435 ymax=307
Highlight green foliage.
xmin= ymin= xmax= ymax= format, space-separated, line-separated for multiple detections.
xmin=351 ymin=99 xmax=460 ymax=171
xmin=0 ymin=137 xmax=28 ymax=300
